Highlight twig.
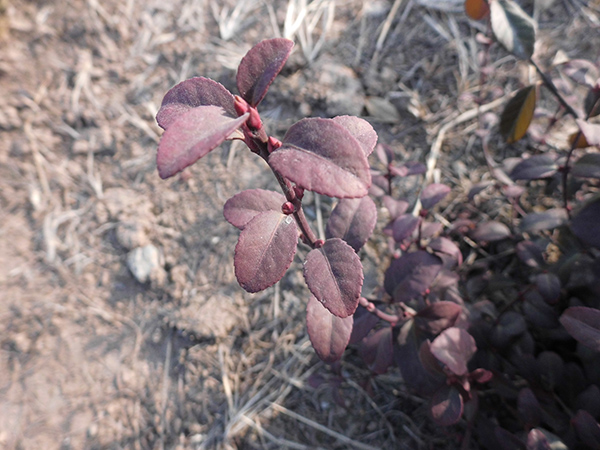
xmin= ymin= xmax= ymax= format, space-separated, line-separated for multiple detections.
xmin=530 ymin=58 xmax=579 ymax=119
xmin=371 ymin=0 xmax=407 ymax=69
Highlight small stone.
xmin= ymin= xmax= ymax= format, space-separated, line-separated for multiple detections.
xmin=126 ymin=245 xmax=163 ymax=284
xmin=116 ymin=222 xmax=149 ymax=250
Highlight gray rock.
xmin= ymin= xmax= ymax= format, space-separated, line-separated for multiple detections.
xmin=126 ymin=245 xmax=163 ymax=284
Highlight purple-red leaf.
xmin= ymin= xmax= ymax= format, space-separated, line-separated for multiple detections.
xmin=421 ymin=183 xmax=451 ymax=210
xmin=559 ymin=307 xmax=600 ymax=352
xmin=306 ymin=295 xmax=353 ymax=363
xmin=383 ymin=196 xmax=409 ymax=220
xmin=156 ymin=106 xmax=249 ymax=179
xmin=415 ymin=301 xmax=463 ymax=335
xmin=270 ymin=118 xmax=371 ymax=198
xmin=349 ymin=305 xmax=380 ymax=345
xmin=535 ymin=273 xmax=561 ymax=304
xmin=571 ymin=198 xmax=600 ymax=248
xmin=516 ymin=240 xmax=545 ymax=268
xmin=491 ymin=311 xmax=527 ymax=348
xmin=331 ymin=116 xmax=378 ymax=157
xmin=520 ymin=208 xmax=568 ymax=233
xmin=325 ymin=197 xmax=377 ymax=252
xmin=392 ymin=214 xmax=420 ymax=243
xmin=429 ymin=237 xmax=463 ymax=266
xmin=430 ymin=327 xmax=477 ymax=376
xmin=234 ymin=210 xmax=298 ymax=293
xmin=156 ymin=77 xmax=237 ymax=130
xmin=510 ymin=155 xmax=558 ymax=180
xmin=359 ymin=327 xmax=394 ymax=374
xmin=572 ymin=410 xmax=600 ymax=449
xmin=236 ymin=38 xmax=294 ymax=107
xmin=303 ymin=238 xmax=363 ymax=318
xmin=471 ymin=221 xmax=511 ymax=242
xmin=430 ymin=385 xmax=464 ymax=426
xmin=224 ymin=189 xmax=287 ymax=229
xmin=384 ymin=251 xmax=443 ymax=303
xmin=518 ymin=388 xmax=542 ymax=427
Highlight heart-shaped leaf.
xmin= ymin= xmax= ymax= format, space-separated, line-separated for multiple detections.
xmin=306 ymin=295 xmax=353 ymax=363
xmin=157 ymin=106 xmax=249 ymax=179
xmin=234 ymin=210 xmax=298 ymax=293
xmin=500 ymin=85 xmax=537 ymax=143
xmin=465 ymin=0 xmax=490 ymax=20
xmin=270 ymin=118 xmax=371 ymax=198
xmin=303 ymin=238 xmax=363 ymax=318
xmin=430 ymin=327 xmax=477 ymax=376
xmin=520 ymin=208 xmax=568 ymax=233
xmin=430 ymin=385 xmax=464 ymax=426
xmin=236 ymin=38 xmax=294 ymax=107
xmin=331 ymin=116 xmax=378 ymax=156
xmin=224 ymin=189 xmax=287 ymax=229
xmin=490 ymin=0 xmax=536 ymax=60
xmin=359 ymin=327 xmax=394 ymax=374
xmin=156 ymin=77 xmax=237 ymax=130
xmin=572 ymin=153 xmax=600 ymax=178
xmin=571 ymin=197 xmax=600 ymax=248
xmin=421 ymin=183 xmax=451 ymax=210
xmin=510 ymin=154 xmax=558 ymax=180
xmin=325 ymin=196 xmax=377 ymax=252
xmin=384 ymin=251 xmax=443 ymax=303
xmin=559 ymin=307 xmax=600 ymax=352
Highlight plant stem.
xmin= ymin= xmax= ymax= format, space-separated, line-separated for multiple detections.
xmin=359 ymin=297 xmax=402 ymax=325
xmin=530 ymin=58 xmax=579 ymax=119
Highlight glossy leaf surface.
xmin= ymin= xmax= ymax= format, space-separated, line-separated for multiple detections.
xmin=384 ymin=251 xmax=443 ymax=303
xmin=559 ymin=307 xmax=600 ymax=352
xmin=156 ymin=77 xmax=237 ymax=130
xmin=430 ymin=327 xmax=476 ymax=376
xmin=331 ymin=115 xmax=378 ymax=156
xmin=234 ymin=210 xmax=297 ymax=293
xmin=490 ymin=0 xmax=536 ymax=60
xmin=236 ymin=38 xmax=294 ymax=107
xmin=157 ymin=106 xmax=248 ymax=179
xmin=500 ymin=85 xmax=536 ymax=143
xmin=270 ymin=118 xmax=371 ymax=198
xmin=421 ymin=183 xmax=451 ymax=210
xmin=303 ymin=238 xmax=363 ymax=318
xmin=306 ymin=295 xmax=353 ymax=363
xmin=510 ymin=154 xmax=558 ymax=180
xmin=325 ymin=197 xmax=377 ymax=252
xmin=430 ymin=385 xmax=463 ymax=426
xmin=224 ymin=189 xmax=287 ymax=229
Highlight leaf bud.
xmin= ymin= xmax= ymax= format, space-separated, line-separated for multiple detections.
xmin=282 ymin=201 xmax=295 ymax=215
xmin=314 ymin=239 xmax=325 ymax=248
xmin=293 ymin=185 xmax=304 ymax=200
xmin=234 ymin=95 xmax=249 ymax=116
xmin=247 ymin=106 xmax=262 ymax=131
xmin=268 ymin=136 xmax=282 ymax=153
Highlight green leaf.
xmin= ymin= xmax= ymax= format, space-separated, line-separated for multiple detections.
xmin=500 ymin=85 xmax=536 ymax=143
xmin=490 ymin=0 xmax=536 ymax=60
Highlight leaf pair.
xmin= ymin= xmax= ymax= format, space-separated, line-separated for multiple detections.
xmin=156 ymin=38 xmax=295 ymax=179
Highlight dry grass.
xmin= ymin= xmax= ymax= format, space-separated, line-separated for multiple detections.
xmin=0 ymin=0 xmax=598 ymax=449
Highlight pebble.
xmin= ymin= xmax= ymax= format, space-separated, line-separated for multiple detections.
xmin=126 ymin=244 xmax=163 ymax=284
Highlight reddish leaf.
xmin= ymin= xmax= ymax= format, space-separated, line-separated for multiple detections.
xmin=383 ymin=196 xmax=409 ymax=220
xmin=430 ymin=385 xmax=464 ymax=426
xmin=234 ymin=210 xmax=298 ymax=293
xmin=421 ymin=183 xmax=451 ymax=210
xmin=576 ymin=119 xmax=600 ymax=147
xmin=156 ymin=77 xmax=237 ymax=130
xmin=359 ymin=327 xmax=394 ymax=374
xmin=236 ymin=38 xmax=294 ymax=107
xmin=471 ymin=368 xmax=493 ymax=384
xmin=490 ymin=0 xmax=536 ymax=60
xmin=384 ymin=251 xmax=443 ymax=303
xmin=572 ymin=153 xmax=600 ymax=178
xmin=571 ymin=198 xmax=600 ymax=248
xmin=375 ymin=143 xmax=394 ymax=166
xmin=349 ymin=305 xmax=380 ymax=345
xmin=306 ymin=295 xmax=353 ymax=363
xmin=510 ymin=155 xmax=558 ymax=180
xmin=392 ymin=214 xmax=420 ymax=243
xmin=429 ymin=237 xmax=463 ymax=266
xmin=572 ymin=409 xmax=600 ymax=448
xmin=562 ymin=59 xmax=599 ymax=87
xmin=303 ymin=238 xmax=363 ymax=318
xmin=500 ymin=85 xmax=537 ymax=143
xmin=468 ymin=181 xmax=493 ymax=201
xmin=270 ymin=118 xmax=371 ymax=198
xmin=471 ymin=221 xmax=511 ymax=242
xmin=419 ymin=340 xmax=445 ymax=376
xmin=156 ymin=106 xmax=249 ymax=179
xmin=430 ymin=327 xmax=476 ymax=376
xmin=331 ymin=116 xmax=378 ymax=156
xmin=465 ymin=0 xmax=490 ymax=20
xmin=560 ymin=307 xmax=600 ymax=352
xmin=520 ymin=208 xmax=568 ymax=233
xmin=415 ymin=301 xmax=463 ymax=335
xmin=224 ymin=189 xmax=287 ymax=229
xmin=325 ymin=196 xmax=377 ymax=252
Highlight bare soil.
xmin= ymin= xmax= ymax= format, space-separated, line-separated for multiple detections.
xmin=0 ymin=0 xmax=597 ymax=449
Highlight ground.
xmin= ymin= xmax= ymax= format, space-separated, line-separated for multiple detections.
xmin=0 ymin=0 xmax=598 ymax=449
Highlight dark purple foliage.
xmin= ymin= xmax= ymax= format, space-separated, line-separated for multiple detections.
xmin=325 ymin=197 xmax=377 ymax=252
xmin=359 ymin=327 xmax=394 ymax=374
xmin=415 ymin=301 xmax=462 ymax=335
xmin=384 ymin=251 xmax=443 ymax=303
xmin=520 ymin=208 xmax=568 ymax=233
xmin=306 ymin=295 xmax=353 ymax=363
xmin=430 ymin=327 xmax=476 ymax=376
xmin=510 ymin=155 xmax=558 ymax=180
xmin=224 ymin=189 xmax=287 ymax=229
xmin=420 ymin=183 xmax=451 ymax=210
xmin=571 ymin=198 xmax=600 ymax=248
xmin=392 ymin=214 xmax=420 ymax=243
xmin=430 ymin=385 xmax=463 ymax=426
xmin=559 ymin=307 xmax=600 ymax=352
xmin=471 ymin=220 xmax=511 ymax=242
